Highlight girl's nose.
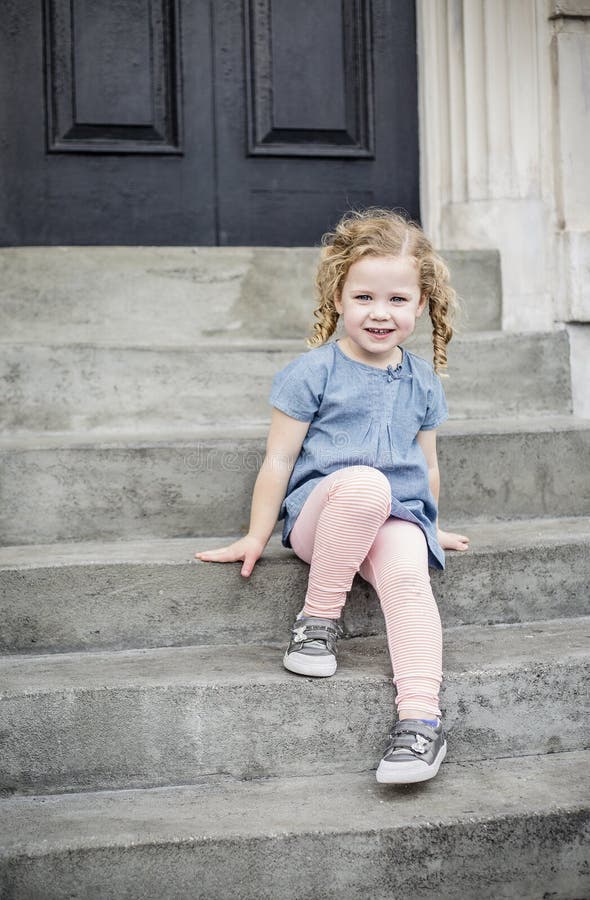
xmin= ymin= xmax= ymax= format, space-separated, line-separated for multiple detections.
xmin=370 ymin=303 xmax=392 ymax=319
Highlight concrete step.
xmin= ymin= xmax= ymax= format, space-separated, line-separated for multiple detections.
xmin=0 ymin=247 xmax=501 ymax=346
xmin=1 ymin=751 xmax=588 ymax=900
xmin=0 ymin=331 xmax=572 ymax=433
xmin=1 ymin=518 xmax=588 ymax=655
xmin=1 ymin=617 xmax=588 ymax=794
xmin=1 ymin=417 xmax=589 ymax=545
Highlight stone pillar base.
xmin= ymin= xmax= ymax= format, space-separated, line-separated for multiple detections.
xmin=441 ymin=199 xmax=553 ymax=332
xmin=557 ymin=231 xmax=590 ymax=322
xmin=566 ymin=324 xmax=590 ymax=418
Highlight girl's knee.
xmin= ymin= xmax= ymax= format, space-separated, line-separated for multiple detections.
xmin=331 ymin=466 xmax=391 ymax=515
xmin=368 ymin=519 xmax=430 ymax=572
xmin=336 ymin=465 xmax=390 ymax=493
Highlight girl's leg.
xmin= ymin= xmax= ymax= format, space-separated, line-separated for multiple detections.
xmin=360 ymin=518 xmax=442 ymax=721
xmin=290 ymin=466 xmax=392 ymax=619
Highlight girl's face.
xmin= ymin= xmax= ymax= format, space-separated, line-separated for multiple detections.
xmin=335 ymin=255 xmax=426 ymax=368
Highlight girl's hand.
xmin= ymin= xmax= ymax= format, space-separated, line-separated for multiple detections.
xmin=438 ymin=528 xmax=470 ymax=552
xmin=194 ymin=534 xmax=266 ymax=578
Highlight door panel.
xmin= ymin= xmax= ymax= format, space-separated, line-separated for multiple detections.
xmin=46 ymin=0 xmax=182 ymax=153
xmin=0 ymin=0 xmax=418 ymax=246
xmin=0 ymin=0 xmax=216 ymax=244
xmin=214 ymin=0 xmax=419 ymax=245
xmin=245 ymin=0 xmax=374 ymax=157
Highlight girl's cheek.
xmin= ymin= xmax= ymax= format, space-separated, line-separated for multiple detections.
xmin=397 ymin=311 xmax=415 ymax=328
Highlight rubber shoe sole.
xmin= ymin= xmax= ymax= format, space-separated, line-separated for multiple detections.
xmin=283 ymin=650 xmax=337 ymax=677
xmin=376 ymin=741 xmax=447 ymax=784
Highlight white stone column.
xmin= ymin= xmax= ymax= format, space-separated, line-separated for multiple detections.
xmin=548 ymin=3 xmax=590 ymax=415
xmin=551 ymin=1 xmax=590 ymax=321
xmin=417 ymin=0 xmax=557 ymax=332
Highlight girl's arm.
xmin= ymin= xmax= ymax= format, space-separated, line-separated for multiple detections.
xmin=195 ymin=408 xmax=311 ymax=576
xmin=417 ymin=429 xmax=469 ymax=552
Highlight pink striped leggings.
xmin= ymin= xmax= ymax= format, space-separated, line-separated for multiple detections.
xmin=289 ymin=466 xmax=442 ymax=720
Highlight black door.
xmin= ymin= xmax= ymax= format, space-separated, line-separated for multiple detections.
xmin=0 ymin=0 xmax=418 ymax=246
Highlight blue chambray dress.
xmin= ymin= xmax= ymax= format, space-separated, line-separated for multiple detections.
xmin=269 ymin=341 xmax=448 ymax=569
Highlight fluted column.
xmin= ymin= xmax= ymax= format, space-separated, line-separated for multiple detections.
xmin=550 ymin=2 xmax=590 ymax=415
xmin=417 ymin=0 xmax=555 ymax=331
xmin=552 ymin=6 xmax=590 ymax=319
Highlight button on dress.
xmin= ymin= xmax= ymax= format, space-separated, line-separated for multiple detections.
xmin=269 ymin=341 xmax=448 ymax=569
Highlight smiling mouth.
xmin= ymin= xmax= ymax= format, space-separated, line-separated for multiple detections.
xmin=365 ymin=328 xmax=393 ymax=335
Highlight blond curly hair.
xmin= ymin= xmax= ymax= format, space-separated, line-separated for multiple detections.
xmin=309 ymin=208 xmax=458 ymax=374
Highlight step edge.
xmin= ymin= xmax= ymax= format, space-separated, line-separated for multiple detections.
xmin=1 ymin=415 xmax=589 ymax=451
xmin=0 ymin=329 xmax=568 ymax=352
xmin=1 ymin=616 xmax=588 ymax=696
xmin=0 ymin=750 xmax=587 ymax=859
xmin=2 ymin=516 xmax=590 ymax=570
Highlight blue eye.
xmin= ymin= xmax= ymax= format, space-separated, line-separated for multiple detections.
xmin=355 ymin=294 xmax=372 ymax=302
xmin=390 ymin=296 xmax=407 ymax=303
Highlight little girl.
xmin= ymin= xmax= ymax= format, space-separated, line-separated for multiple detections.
xmin=196 ymin=209 xmax=469 ymax=784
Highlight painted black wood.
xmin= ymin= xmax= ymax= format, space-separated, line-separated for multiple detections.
xmin=45 ymin=0 xmax=182 ymax=153
xmin=0 ymin=0 xmax=215 ymax=245
xmin=245 ymin=0 xmax=374 ymax=157
xmin=215 ymin=0 xmax=419 ymax=245
xmin=0 ymin=0 xmax=419 ymax=246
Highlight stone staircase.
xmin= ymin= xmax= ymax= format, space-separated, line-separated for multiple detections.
xmin=0 ymin=248 xmax=588 ymax=899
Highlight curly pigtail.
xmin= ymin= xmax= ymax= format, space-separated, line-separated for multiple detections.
xmin=308 ymin=257 xmax=340 ymax=346
xmin=307 ymin=235 xmax=348 ymax=347
xmin=420 ymin=254 xmax=458 ymax=375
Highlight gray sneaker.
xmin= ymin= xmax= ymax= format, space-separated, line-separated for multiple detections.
xmin=283 ymin=615 xmax=342 ymax=677
xmin=376 ymin=719 xmax=447 ymax=784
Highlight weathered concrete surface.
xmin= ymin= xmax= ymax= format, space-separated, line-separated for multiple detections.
xmin=0 ymin=247 xmax=501 ymax=345
xmin=0 ymin=331 xmax=572 ymax=433
xmin=0 ymin=618 xmax=588 ymax=794
xmin=1 ymin=418 xmax=589 ymax=544
xmin=0 ymin=245 xmax=587 ymax=897
xmin=0 ymin=752 xmax=588 ymax=900
xmin=0 ymin=518 xmax=589 ymax=654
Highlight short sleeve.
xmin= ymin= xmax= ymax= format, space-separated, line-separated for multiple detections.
xmin=421 ymin=372 xmax=448 ymax=430
xmin=269 ymin=353 xmax=325 ymax=422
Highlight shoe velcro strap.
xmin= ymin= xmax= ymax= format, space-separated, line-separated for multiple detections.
xmin=390 ymin=721 xmax=437 ymax=741
xmin=388 ymin=732 xmax=430 ymax=752
xmin=299 ymin=624 xmax=339 ymax=641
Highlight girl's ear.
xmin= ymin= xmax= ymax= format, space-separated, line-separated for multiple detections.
xmin=416 ymin=294 xmax=428 ymax=318
xmin=334 ymin=292 xmax=343 ymax=315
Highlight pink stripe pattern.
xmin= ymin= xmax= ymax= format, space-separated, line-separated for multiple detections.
xmin=290 ymin=467 xmax=443 ymax=720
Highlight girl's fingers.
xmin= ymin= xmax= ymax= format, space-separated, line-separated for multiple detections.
xmin=196 ymin=548 xmax=257 ymax=575
xmin=195 ymin=537 xmax=263 ymax=573
xmin=240 ymin=550 xmax=260 ymax=578
xmin=241 ymin=560 xmax=253 ymax=577
xmin=195 ymin=546 xmax=239 ymax=562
